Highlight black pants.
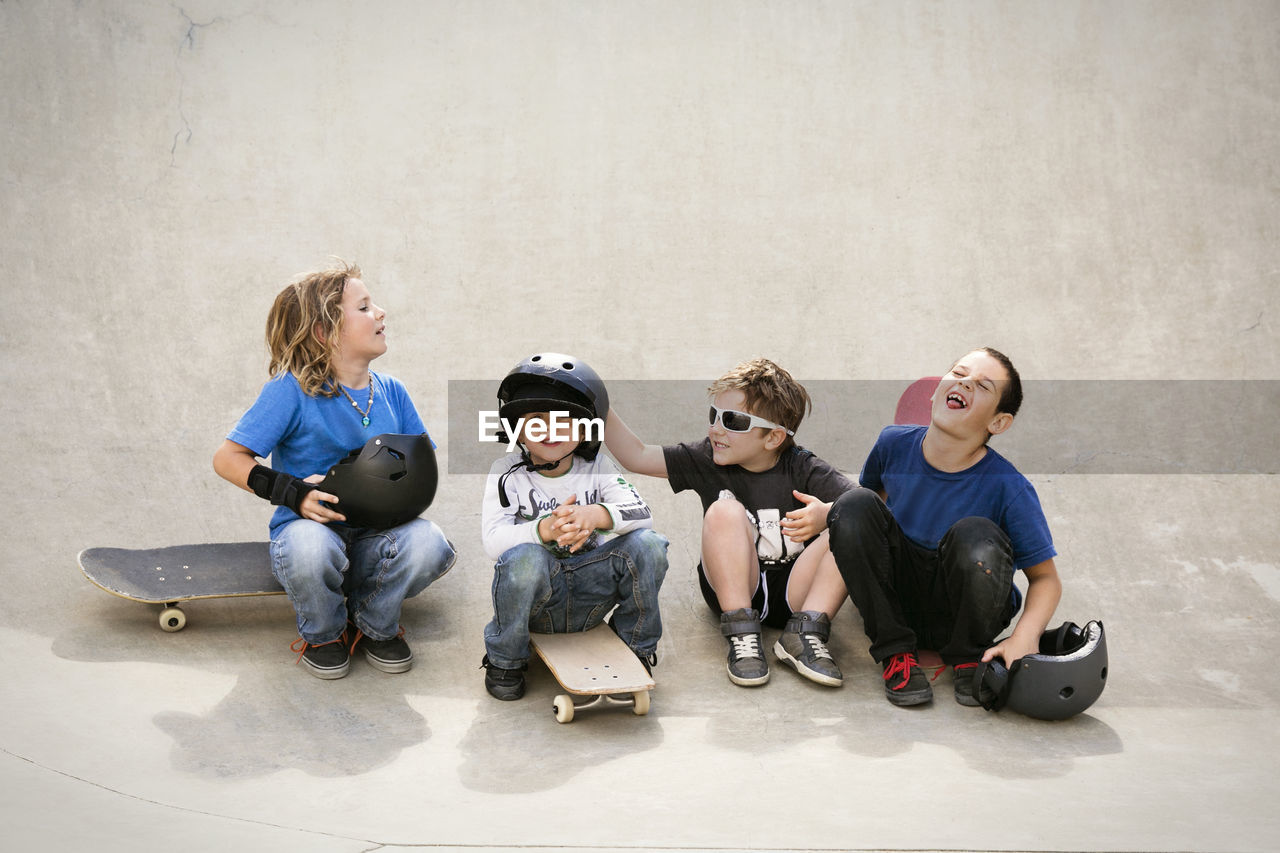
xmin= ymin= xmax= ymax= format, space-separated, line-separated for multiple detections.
xmin=827 ymin=488 xmax=1020 ymax=665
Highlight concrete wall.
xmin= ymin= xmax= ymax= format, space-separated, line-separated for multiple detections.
xmin=4 ymin=5 xmax=1280 ymax=849
xmin=4 ymin=0 xmax=1276 ymax=605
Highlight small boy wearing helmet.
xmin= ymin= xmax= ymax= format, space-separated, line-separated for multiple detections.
xmin=605 ymin=358 xmax=857 ymax=689
xmin=479 ymin=353 xmax=670 ymax=701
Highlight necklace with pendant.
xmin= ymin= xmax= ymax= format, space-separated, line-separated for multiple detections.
xmin=337 ymin=375 xmax=375 ymax=427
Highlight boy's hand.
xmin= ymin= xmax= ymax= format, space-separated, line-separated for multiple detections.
xmin=781 ymin=490 xmax=831 ymax=542
xmin=543 ymin=495 xmax=609 ymax=553
xmin=299 ymin=474 xmax=346 ymax=524
xmin=981 ymin=633 xmax=1039 ymax=668
xmin=549 ymin=495 xmax=588 ymax=552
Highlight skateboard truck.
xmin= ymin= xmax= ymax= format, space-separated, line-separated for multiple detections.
xmin=552 ymin=676 xmax=652 ymax=724
xmin=529 ymin=625 xmax=655 ymax=724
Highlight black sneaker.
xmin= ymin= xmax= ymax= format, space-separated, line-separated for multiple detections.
xmin=721 ymin=608 xmax=769 ymax=687
xmin=354 ymin=627 xmax=414 ymax=674
xmin=291 ymin=636 xmax=350 ymax=680
xmin=952 ymin=661 xmax=981 ymax=706
xmin=773 ymin=610 xmax=843 ymax=687
xmin=481 ymin=655 xmax=527 ymax=701
xmin=881 ymin=651 xmax=933 ymax=706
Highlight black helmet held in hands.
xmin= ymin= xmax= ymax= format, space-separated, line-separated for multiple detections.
xmin=319 ymin=433 xmax=438 ymax=530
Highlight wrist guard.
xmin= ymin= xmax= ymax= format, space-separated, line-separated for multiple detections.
xmin=247 ymin=464 xmax=317 ymax=517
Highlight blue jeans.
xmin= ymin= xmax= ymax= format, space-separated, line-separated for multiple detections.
xmin=270 ymin=518 xmax=455 ymax=644
xmin=483 ymin=529 xmax=669 ymax=670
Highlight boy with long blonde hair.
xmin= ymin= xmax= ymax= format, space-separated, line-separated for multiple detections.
xmin=213 ymin=261 xmax=455 ymax=678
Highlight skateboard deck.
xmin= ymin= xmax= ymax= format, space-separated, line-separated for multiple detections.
xmin=78 ymin=542 xmax=282 ymax=632
xmin=894 ymin=376 xmax=941 ymax=426
xmin=529 ymin=623 xmax=655 ymax=723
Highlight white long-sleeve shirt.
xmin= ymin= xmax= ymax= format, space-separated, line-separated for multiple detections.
xmin=481 ymin=452 xmax=655 ymax=561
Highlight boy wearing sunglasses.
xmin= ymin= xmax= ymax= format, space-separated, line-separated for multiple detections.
xmin=605 ymin=358 xmax=855 ymax=688
xmin=825 ymin=348 xmax=1061 ymax=708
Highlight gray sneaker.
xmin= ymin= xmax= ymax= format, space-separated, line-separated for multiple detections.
xmin=773 ymin=610 xmax=843 ymax=687
xmin=720 ymin=608 xmax=769 ymax=686
xmin=356 ymin=629 xmax=414 ymax=674
xmin=292 ymin=635 xmax=350 ymax=680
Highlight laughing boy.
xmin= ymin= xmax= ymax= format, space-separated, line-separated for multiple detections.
xmin=826 ymin=347 xmax=1062 ymax=708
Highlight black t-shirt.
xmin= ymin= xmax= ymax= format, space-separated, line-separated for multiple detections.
xmin=664 ymin=438 xmax=856 ymax=563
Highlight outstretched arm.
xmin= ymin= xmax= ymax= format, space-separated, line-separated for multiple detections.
xmin=603 ymin=410 xmax=668 ymax=479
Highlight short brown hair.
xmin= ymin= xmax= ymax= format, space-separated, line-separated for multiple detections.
xmin=265 ymin=260 xmax=361 ymax=397
xmin=707 ymin=358 xmax=811 ymax=449
xmin=977 ymin=346 xmax=1022 ymax=417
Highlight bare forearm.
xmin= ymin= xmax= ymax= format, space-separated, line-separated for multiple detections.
xmin=603 ymin=410 xmax=667 ymax=478
xmin=213 ymin=440 xmax=260 ymax=492
xmin=1012 ymin=561 xmax=1062 ymax=643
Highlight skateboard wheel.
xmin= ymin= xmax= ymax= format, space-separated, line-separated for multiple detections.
xmin=632 ymin=690 xmax=650 ymax=716
xmin=159 ymin=606 xmax=186 ymax=632
xmin=553 ymin=694 xmax=575 ymax=724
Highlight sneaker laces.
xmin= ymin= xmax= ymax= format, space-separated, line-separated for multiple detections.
xmin=800 ymin=633 xmax=834 ymax=661
xmin=290 ymin=633 xmax=347 ymax=664
xmin=882 ymin=651 xmax=920 ymax=690
xmin=729 ymin=632 xmax=763 ymax=661
xmin=349 ymin=625 xmax=405 ymax=653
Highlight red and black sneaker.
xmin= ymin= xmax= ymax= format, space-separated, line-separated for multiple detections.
xmin=952 ymin=661 xmax=981 ymax=706
xmin=881 ymin=651 xmax=933 ymax=706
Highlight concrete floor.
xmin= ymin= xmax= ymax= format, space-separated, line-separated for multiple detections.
xmin=3 ymin=2 xmax=1278 ymax=851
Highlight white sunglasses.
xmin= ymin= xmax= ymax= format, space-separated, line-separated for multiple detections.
xmin=709 ymin=405 xmax=795 ymax=436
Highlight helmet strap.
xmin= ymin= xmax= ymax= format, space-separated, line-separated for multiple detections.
xmin=496 ymin=445 xmax=576 ymax=508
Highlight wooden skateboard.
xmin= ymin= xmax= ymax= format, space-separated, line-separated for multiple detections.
xmin=78 ymin=542 xmax=283 ymax=632
xmin=528 ymin=623 xmax=655 ymax=723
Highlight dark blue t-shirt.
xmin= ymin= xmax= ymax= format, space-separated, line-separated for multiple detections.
xmin=860 ymin=425 xmax=1055 ymax=571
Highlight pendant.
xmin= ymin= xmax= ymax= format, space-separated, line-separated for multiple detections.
xmin=362 ymin=416 xmax=370 ymax=427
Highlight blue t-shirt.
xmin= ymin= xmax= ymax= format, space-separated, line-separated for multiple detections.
xmin=860 ymin=425 xmax=1056 ymax=571
xmin=227 ymin=371 xmax=431 ymax=533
